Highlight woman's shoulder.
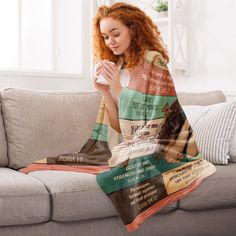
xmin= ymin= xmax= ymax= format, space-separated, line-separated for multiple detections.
xmin=144 ymin=49 xmax=168 ymax=70
xmin=144 ymin=49 xmax=165 ymax=62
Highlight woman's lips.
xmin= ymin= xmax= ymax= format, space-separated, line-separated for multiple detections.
xmin=110 ymin=46 xmax=119 ymax=50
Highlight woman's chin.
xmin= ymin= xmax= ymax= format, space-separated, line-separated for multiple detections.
xmin=113 ymin=51 xmax=122 ymax=55
xmin=111 ymin=49 xmax=124 ymax=55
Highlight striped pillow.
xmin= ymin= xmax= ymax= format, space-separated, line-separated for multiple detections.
xmin=229 ymin=126 xmax=236 ymax=162
xmin=182 ymin=102 xmax=236 ymax=165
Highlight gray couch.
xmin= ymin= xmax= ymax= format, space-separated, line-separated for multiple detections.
xmin=0 ymin=88 xmax=235 ymax=236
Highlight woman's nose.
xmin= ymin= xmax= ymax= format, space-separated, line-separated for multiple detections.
xmin=108 ymin=37 xmax=115 ymax=45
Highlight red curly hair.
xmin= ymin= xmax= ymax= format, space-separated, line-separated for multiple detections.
xmin=93 ymin=2 xmax=169 ymax=68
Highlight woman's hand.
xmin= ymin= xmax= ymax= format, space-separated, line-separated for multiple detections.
xmin=92 ymin=60 xmax=121 ymax=133
xmin=93 ymin=61 xmax=111 ymax=96
xmin=100 ymin=60 xmax=123 ymax=97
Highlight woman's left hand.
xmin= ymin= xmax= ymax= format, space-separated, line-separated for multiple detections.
xmin=100 ymin=60 xmax=123 ymax=97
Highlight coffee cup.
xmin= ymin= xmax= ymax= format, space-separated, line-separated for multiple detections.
xmin=96 ymin=74 xmax=109 ymax=85
xmin=94 ymin=61 xmax=115 ymax=85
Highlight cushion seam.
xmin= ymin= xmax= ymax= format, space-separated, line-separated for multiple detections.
xmin=180 ymin=198 xmax=236 ymax=206
xmin=0 ymin=194 xmax=48 ymax=198
xmin=0 ymin=216 xmax=49 ymax=222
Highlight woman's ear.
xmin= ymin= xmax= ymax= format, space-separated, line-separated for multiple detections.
xmin=130 ymin=24 xmax=135 ymax=36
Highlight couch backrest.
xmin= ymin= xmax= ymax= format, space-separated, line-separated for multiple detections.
xmin=177 ymin=90 xmax=226 ymax=105
xmin=0 ymin=88 xmax=101 ymax=169
xmin=0 ymin=88 xmax=227 ymax=169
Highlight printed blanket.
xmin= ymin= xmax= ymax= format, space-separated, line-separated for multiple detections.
xmin=20 ymin=50 xmax=216 ymax=232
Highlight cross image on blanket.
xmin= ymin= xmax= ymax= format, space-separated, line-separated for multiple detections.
xmin=20 ymin=50 xmax=216 ymax=232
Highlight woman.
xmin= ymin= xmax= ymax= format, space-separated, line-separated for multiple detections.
xmin=92 ymin=2 xmax=197 ymax=163
xmin=92 ymin=2 xmax=169 ymax=133
xmin=93 ymin=2 xmax=216 ymax=232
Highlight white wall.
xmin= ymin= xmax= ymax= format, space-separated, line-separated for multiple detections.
xmin=0 ymin=0 xmax=235 ymax=95
xmin=173 ymin=0 xmax=236 ymax=96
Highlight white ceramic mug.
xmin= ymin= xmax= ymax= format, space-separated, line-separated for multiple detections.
xmin=96 ymin=74 xmax=110 ymax=85
xmin=94 ymin=60 xmax=123 ymax=85
xmin=94 ymin=61 xmax=115 ymax=85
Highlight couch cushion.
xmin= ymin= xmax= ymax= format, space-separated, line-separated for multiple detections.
xmin=177 ymin=90 xmax=226 ymax=106
xmin=0 ymin=103 xmax=8 ymax=166
xmin=179 ymin=163 xmax=236 ymax=210
xmin=29 ymin=171 xmax=177 ymax=222
xmin=183 ymin=102 xmax=236 ymax=164
xmin=0 ymin=88 xmax=101 ymax=169
xmin=0 ymin=167 xmax=50 ymax=226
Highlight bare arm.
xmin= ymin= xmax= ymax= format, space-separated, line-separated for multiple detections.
xmin=93 ymin=60 xmax=123 ymax=133
xmin=103 ymin=92 xmax=121 ymax=133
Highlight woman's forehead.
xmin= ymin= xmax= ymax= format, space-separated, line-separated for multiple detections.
xmin=100 ymin=17 xmax=125 ymax=33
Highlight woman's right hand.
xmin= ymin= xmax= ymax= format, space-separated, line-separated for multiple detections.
xmin=93 ymin=62 xmax=111 ymax=95
xmin=93 ymin=78 xmax=111 ymax=95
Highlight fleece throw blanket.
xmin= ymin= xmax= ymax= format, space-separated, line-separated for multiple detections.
xmin=20 ymin=50 xmax=216 ymax=232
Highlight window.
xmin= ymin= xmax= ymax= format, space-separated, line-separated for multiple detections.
xmin=0 ymin=0 xmax=91 ymax=78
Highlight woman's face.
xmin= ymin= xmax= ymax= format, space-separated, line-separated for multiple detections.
xmin=100 ymin=17 xmax=131 ymax=56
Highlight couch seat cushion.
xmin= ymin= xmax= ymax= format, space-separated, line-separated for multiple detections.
xmin=29 ymin=171 xmax=177 ymax=222
xmin=0 ymin=168 xmax=50 ymax=226
xmin=179 ymin=163 xmax=236 ymax=210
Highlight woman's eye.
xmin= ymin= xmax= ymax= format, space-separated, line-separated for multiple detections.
xmin=113 ymin=34 xmax=120 ymax=37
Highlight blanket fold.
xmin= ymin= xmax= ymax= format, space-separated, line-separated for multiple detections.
xmin=20 ymin=50 xmax=216 ymax=232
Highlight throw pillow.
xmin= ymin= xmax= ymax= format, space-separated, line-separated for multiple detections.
xmin=229 ymin=125 xmax=236 ymax=162
xmin=182 ymin=102 xmax=236 ymax=165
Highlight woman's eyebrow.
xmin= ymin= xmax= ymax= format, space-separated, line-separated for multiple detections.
xmin=101 ymin=28 xmax=119 ymax=35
